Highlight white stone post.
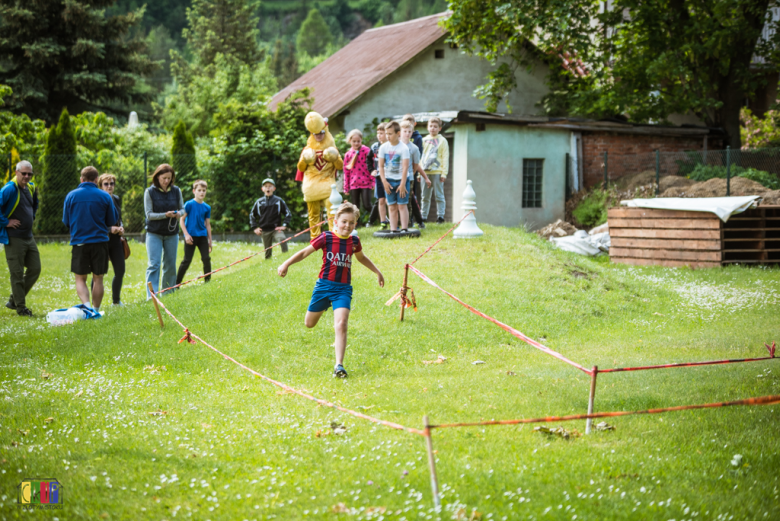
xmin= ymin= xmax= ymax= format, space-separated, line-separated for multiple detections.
xmin=329 ymin=183 xmax=343 ymax=216
xmin=453 ymin=180 xmax=484 ymax=239
xmin=128 ymin=111 xmax=139 ymax=129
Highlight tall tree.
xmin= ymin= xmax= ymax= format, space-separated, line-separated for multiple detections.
xmin=445 ymin=0 xmax=780 ymax=147
xmin=296 ymin=8 xmax=333 ymax=57
xmin=177 ymin=0 xmax=262 ymax=67
xmin=0 ymin=0 xmax=157 ymax=123
xmin=39 ymin=108 xmax=78 ymax=234
xmin=171 ymin=120 xmax=199 ymax=188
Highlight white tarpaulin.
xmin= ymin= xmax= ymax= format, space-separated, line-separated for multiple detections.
xmin=620 ymin=196 xmax=760 ymax=222
xmin=550 ymin=230 xmax=610 ymax=256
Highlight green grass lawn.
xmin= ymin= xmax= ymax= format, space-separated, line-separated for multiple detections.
xmin=1 ymin=225 xmax=779 ymax=520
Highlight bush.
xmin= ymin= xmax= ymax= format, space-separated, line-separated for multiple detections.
xmin=572 ymin=189 xmax=609 ymax=228
xmin=39 ymin=108 xmax=78 ymax=235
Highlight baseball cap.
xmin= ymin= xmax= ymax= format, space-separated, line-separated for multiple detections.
xmin=262 ymin=178 xmax=275 ymax=186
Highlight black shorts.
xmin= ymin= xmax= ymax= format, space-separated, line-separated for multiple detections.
xmin=71 ymin=242 xmax=109 ymax=275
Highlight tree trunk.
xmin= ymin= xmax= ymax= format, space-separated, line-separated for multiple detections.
xmin=717 ymin=73 xmax=746 ymax=149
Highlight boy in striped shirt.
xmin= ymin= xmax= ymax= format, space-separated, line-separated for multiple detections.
xmin=278 ymin=202 xmax=384 ymax=378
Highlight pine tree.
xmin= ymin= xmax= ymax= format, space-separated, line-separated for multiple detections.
xmin=270 ymin=40 xmax=300 ymax=87
xmin=0 ymin=1 xmax=157 ymax=123
xmin=177 ymin=0 xmax=261 ymax=67
xmin=39 ymin=109 xmax=78 ymax=234
xmin=171 ymin=120 xmax=198 ymax=189
xmin=296 ymin=8 xmax=333 ymax=57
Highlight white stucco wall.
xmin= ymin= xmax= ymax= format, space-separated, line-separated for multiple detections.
xmin=339 ymin=37 xmax=550 ymax=133
xmin=450 ymin=123 xmax=569 ymax=229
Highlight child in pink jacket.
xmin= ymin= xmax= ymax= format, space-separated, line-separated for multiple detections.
xmin=343 ymin=129 xmax=375 ymax=221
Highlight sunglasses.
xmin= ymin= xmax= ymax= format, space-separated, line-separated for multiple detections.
xmin=19 ymin=171 xmax=33 ymax=177
xmin=102 ymin=182 xmax=116 ymax=186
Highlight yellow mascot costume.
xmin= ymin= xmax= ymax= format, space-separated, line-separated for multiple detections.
xmin=296 ymin=112 xmax=343 ymax=238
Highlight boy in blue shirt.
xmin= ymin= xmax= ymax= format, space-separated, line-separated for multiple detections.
xmin=176 ymin=180 xmax=212 ymax=284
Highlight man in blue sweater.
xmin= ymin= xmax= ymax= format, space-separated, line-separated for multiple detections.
xmin=62 ymin=166 xmax=118 ymax=313
xmin=0 ymin=160 xmax=40 ymax=317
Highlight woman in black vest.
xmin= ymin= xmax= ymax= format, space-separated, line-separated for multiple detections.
xmin=144 ymin=164 xmax=183 ymax=299
xmin=96 ymin=173 xmax=125 ymax=305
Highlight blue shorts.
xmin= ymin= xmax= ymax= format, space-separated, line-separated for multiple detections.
xmin=308 ymin=278 xmax=353 ymax=312
xmin=385 ymin=178 xmax=411 ymax=205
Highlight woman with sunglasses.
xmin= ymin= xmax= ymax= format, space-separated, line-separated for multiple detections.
xmin=144 ymin=164 xmax=183 ymax=299
xmin=96 ymin=173 xmax=125 ymax=306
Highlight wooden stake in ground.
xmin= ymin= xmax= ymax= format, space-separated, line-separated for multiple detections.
xmin=400 ymin=264 xmax=409 ymax=321
xmin=148 ymin=282 xmax=164 ymax=328
xmin=423 ymin=415 xmax=441 ymax=509
xmin=586 ymin=365 xmax=598 ymax=434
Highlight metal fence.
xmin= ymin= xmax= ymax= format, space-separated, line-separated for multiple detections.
xmin=581 ymin=147 xmax=780 ymax=197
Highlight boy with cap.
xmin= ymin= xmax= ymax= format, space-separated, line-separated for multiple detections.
xmin=250 ymin=178 xmax=292 ymax=259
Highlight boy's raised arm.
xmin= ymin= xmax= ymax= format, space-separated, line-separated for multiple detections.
xmin=354 ymin=250 xmax=384 ymax=287
xmin=278 ymin=244 xmax=316 ymax=277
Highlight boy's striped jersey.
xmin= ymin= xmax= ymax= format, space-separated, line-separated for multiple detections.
xmin=311 ymin=231 xmax=362 ymax=284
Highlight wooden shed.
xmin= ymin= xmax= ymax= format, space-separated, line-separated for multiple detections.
xmin=608 ymin=206 xmax=780 ymax=267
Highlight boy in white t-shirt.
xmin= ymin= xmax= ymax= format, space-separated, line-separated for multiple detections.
xmin=378 ymin=121 xmax=410 ymax=232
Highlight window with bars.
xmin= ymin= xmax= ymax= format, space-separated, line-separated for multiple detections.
xmin=522 ymin=159 xmax=544 ymax=208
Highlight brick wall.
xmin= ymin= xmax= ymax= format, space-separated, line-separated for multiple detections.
xmin=581 ymin=132 xmax=713 ymax=188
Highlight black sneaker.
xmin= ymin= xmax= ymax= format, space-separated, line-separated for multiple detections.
xmin=5 ymin=297 xmax=16 ymax=310
xmin=16 ymin=306 xmax=33 ymax=317
xmin=419 ymin=222 xmax=426 ymax=229
xmin=436 ymin=217 xmax=445 ymax=224
xmin=333 ymin=364 xmax=348 ymax=378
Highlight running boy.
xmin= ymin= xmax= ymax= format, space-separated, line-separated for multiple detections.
xmin=250 ymin=178 xmax=292 ymax=259
xmin=378 ymin=121 xmax=410 ymax=232
xmin=277 ymin=202 xmax=384 ymax=378
xmin=176 ymin=180 xmax=212 ymax=285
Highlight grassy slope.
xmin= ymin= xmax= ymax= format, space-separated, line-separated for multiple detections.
xmin=0 ymin=225 xmax=779 ymax=520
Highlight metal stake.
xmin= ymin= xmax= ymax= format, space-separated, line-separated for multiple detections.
xmin=726 ymin=146 xmax=731 ymax=197
xmin=655 ymin=150 xmax=660 ymax=197
xmin=423 ymin=415 xmax=441 ymax=510
xmin=586 ymin=366 xmax=598 ymax=434
xmin=148 ymin=282 xmax=164 ymax=329
xmin=400 ymin=264 xmax=409 ymax=321
xmin=603 ymin=151 xmax=608 ymax=189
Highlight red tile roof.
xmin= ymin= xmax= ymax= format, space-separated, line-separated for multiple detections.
xmin=268 ymin=12 xmax=449 ymax=117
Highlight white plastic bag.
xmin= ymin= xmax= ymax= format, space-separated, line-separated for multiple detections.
xmin=46 ymin=305 xmax=102 ymax=326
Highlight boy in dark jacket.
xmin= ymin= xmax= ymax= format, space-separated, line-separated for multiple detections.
xmin=250 ymin=179 xmax=292 ymax=259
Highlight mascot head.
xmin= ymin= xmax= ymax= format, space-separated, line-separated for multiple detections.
xmin=305 ymin=111 xmax=335 ymax=150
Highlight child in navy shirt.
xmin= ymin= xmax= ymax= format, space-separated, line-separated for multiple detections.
xmin=278 ymin=202 xmax=384 ymax=378
xmin=176 ymin=180 xmax=212 ymax=284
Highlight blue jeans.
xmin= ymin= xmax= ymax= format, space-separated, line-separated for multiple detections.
xmin=146 ymin=232 xmax=178 ymax=299
xmin=421 ymin=174 xmax=446 ymax=219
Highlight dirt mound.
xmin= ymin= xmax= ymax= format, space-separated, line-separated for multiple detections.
xmin=759 ymin=190 xmax=780 ymax=205
xmin=659 ymin=176 xmax=696 ymax=191
xmin=615 ymin=170 xmax=656 ymax=191
xmin=536 ymin=219 xmax=578 ymax=239
xmin=684 ymin=177 xmax=767 ymax=197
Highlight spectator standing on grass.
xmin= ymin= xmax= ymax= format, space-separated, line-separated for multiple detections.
xmin=378 ymin=121 xmax=411 ymax=232
xmin=343 ymin=129 xmax=375 ymax=224
xmin=250 ymin=178 xmax=291 ymax=260
xmin=368 ymin=122 xmax=389 ymax=229
xmin=176 ymin=180 xmax=212 ymax=284
xmin=420 ymin=116 xmax=449 ymax=223
xmin=401 ymin=114 xmax=426 ymax=228
xmin=278 ymin=202 xmax=384 ymax=378
xmin=145 ymin=164 xmax=183 ymax=299
xmin=400 ymin=120 xmax=431 ymax=230
xmin=62 ymin=166 xmax=118 ymax=313
xmin=95 ymin=173 xmax=126 ymax=306
xmin=0 ymin=160 xmax=40 ymax=317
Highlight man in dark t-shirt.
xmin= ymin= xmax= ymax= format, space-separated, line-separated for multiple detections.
xmin=0 ymin=160 xmax=41 ymax=316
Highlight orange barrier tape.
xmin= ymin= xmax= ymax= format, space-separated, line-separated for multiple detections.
xmin=155 ymin=220 xmax=327 ymax=295
xmin=408 ymin=265 xmax=592 ymax=374
xmin=408 ymin=211 xmax=473 ymax=266
xmin=429 ymin=394 xmax=780 ymax=429
xmin=148 ymin=292 xmax=426 ymax=437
